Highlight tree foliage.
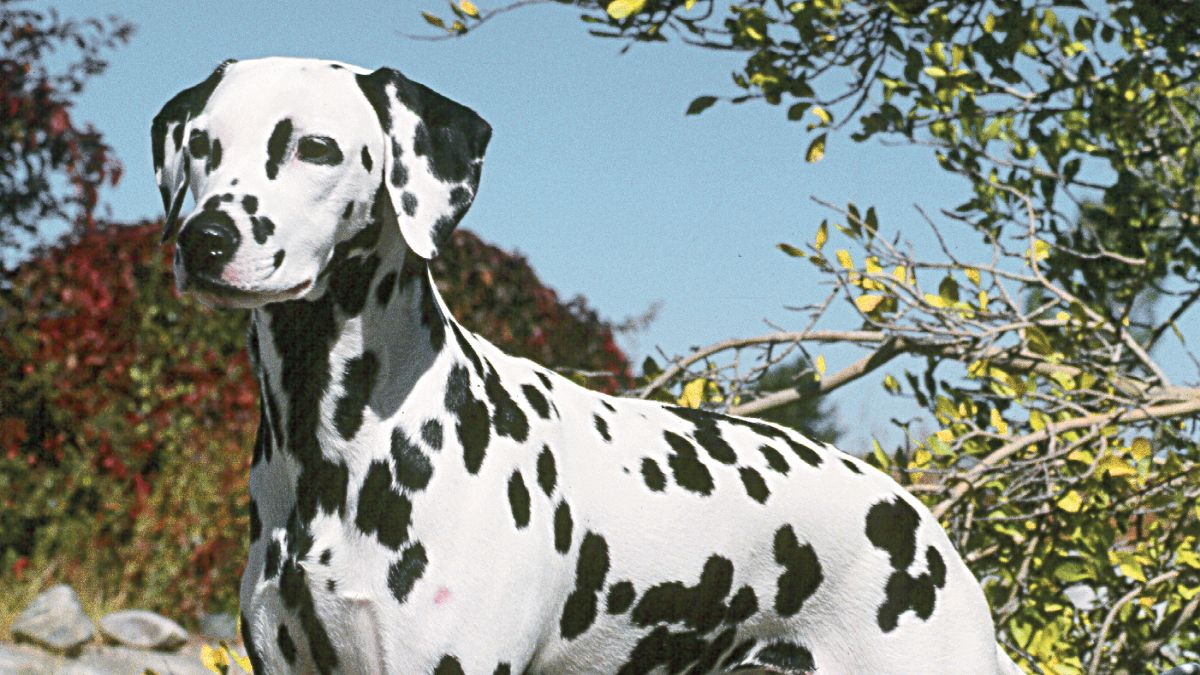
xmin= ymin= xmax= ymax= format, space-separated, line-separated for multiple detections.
xmin=0 ymin=1 xmax=132 ymax=260
xmin=427 ymin=1 xmax=1200 ymax=671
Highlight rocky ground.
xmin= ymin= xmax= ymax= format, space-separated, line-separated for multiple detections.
xmin=1 ymin=585 xmax=244 ymax=675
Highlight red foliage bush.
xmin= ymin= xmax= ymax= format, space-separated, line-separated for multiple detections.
xmin=0 ymin=220 xmax=628 ymax=622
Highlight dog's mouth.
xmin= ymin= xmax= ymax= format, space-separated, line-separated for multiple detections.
xmin=187 ymin=275 xmax=312 ymax=308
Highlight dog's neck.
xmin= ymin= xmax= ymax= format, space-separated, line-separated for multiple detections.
xmin=248 ymin=219 xmax=460 ymax=520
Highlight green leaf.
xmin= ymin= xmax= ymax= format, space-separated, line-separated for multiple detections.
xmin=422 ymin=11 xmax=446 ymax=28
xmin=686 ymin=96 xmax=719 ymax=116
xmin=806 ymin=133 xmax=827 ymax=163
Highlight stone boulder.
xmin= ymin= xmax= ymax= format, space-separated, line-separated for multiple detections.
xmin=97 ymin=609 xmax=189 ymax=651
xmin=10 ymin=584 xmax=95 ymax=655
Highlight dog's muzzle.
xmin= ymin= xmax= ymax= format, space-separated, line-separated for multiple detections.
xmin=178 ymin=210 xmax=240 ymax=280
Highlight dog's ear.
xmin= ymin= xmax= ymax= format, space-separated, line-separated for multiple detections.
xmin=151 ymin=60 xmax=235 ymax=242
xmin=355 ymin=67 xmax=492 ymax=259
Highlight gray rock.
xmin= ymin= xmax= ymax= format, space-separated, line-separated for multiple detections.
xmin=10 ymin=585 xmax=94 ymax=655
xmin=0 ymin=640 xmax=229 ymax=674
xmin=198 ymin=611 xmax=238 ymax=640
xmin=97 ymin=609 xmax=188 ymax=651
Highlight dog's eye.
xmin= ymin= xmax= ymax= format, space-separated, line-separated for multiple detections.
xmin=297 ymin=136 xmax=344 ymax=165
xmin=188 ymin=130 xmax=210 ymax=159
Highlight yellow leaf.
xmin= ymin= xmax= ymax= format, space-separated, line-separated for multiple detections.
xmin=814 ymin=222 xmax=828 ymax=250
xmin=606 ymin=0 xmax=646 ymax=20
xmin=685 ymin=0 xmax=697 ymax=9
xmin=231 ymin=650 xmax=252 ymax=673
xmin=855 ymin=294 xmax=884 ymax=313
xmin=1031 ymin=238 xmax=1051 ymax=261
xmin=912 ymin=448 xmax=932 ymax=468
xmin=677 ymin=378 xmax=706 ymax=408
xmin=978 ymin=290 xmax=989 ymax=312
xmin=936 ymin=429 xmax=954 ymax=444
xmin=1029 ymin=409 xmax=1048 ymax=432
xmin=1056 ymin=311 xmax=1070 ymax=322
xmin=983 ymin=13 xmax=996 ymax=33
xmin=865 ymin=256 xmax=883 ymax=275
xmin=893 ymin=265 xmax=907 ymax=283
xmin=460 ymin=0 xmax=480 ymax=17
xmin=815 ymin=354 xmax=827 ymax=374
xmin=924 ymin=293 xmax=950 ymax=308
xmin=811 ymin=106 xmax=831 ymax=125
xmin=1180 ymin=585 xmax=1200 ymax=600
xmin=1131 ymin=437 xmax=1151 ymax=460
xmin=1067 ymin=448 xmax=1093 ymax=464
xmin=201 ymin=645 xmax=229 ymax=674
xmin=806 ymin=133 xmax=827 ymax=163
xmin=965 ymin=267 xmax=980 ymax=286
xmin=1057 ymin=490 xmax=1083 ymax=513
xmin=990 ymin=408 xmax=1009 ymax=436
xmin=1099 ymin=454 xmax=1137 ymax=477
xmin=745 ymin=26 xmax=763 ymax=41
xmin=836 ymin=249 xmax=853 ymax=270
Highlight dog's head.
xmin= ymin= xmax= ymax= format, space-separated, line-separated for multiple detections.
xmin=151 ymin=57 xmax=491 ymax=308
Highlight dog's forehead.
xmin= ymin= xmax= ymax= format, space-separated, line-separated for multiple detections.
xmin=202 ymin=58 xmax=377 ymax=136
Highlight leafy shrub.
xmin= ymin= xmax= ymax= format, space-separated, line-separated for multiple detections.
xmin=0 ymin=220 xmax=629 ymax=629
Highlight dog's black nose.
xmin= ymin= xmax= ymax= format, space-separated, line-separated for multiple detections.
xmin=179 ymin=210 xmax=240 ymax=277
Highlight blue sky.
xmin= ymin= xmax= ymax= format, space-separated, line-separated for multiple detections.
xmin=39 ymin=0 xmax=1199 ymax=447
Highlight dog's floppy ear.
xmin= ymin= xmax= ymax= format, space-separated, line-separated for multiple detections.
xmin=355 ymin=67 xmax=492 ymax=259
xmin=150 ymin=60 xmax=235 ymax=242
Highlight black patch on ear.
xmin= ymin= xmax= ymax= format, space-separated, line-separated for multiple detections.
xmin=354 ymin=461 xmax=412 ymax=550
xmin=273 ymin=250 xmax=285 ymax=269
xmin=433 ymin=655 xmax=464 ymax=675
xmin=401 ymin=191 xmax=418 ymax=217
xmin=392 ymin=427 xmax=433 ymax=491
xmin=376 ymin=271 xmax=398 ymax=306
xmin=333 ymin=352 xmax=379 ymax=440
xmin=508 ymin=470 xmax=531 ymax=529
xmin=251 ymin=215 xmax=276 ymax=245
xmin=152 ymin=59 xmax=234 ymax=176
xmin=554 ymin=500 xmax=572 ymax=554
xmin=449 ymin=186 xmax=471 ymax=208
xmin=421 ymin=419 xmax=443 ymax=450
xmin=866 ymin=495 xmax=946 ymax=632
xmin=593 ymin=414 xmax=611 ymax=442
xmin=560 ymin=531 xmax=609 ymax=640
xmin=773 ymin=524 xmax=823 ymax=617
xmin=739 ymin=467 xmax=769 ymax=503
xmin=522 ymin=384 xmax=550 ymax=419
xmin=388 ymin=542 xmax=428 ymax=604
xmin=607 ymin=581 xmax=636 ymax=614
xmin=641 ymin=458 xmax=667 ymax=492
xmin=664 ymin=431 xmax=714 ymax=496
xmin=361 ymin=146 xmax=373 ymax=171
xmin=277 ymin=625 xmax=297 ymax=664
xmin=242 ymin=195 xmax=258 ymax=214
xmin=266 ymin=118 xmax=294 ymax=179
xmin=536 ymin=445 xmax=556 ymax=496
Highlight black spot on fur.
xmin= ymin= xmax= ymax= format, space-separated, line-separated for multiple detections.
xmin=721 ymin=639 xmax=756 ymax=670
xmin=607 ymin=581 xmax=636 ymax=615
xmin=450 ymin=323 xmax=483 ymax=376
xmin=536 ymin=445 xmax=556 ymax=496
xmin=389 ymin=140 xmax=408 ymax=188
xmin=319 ymin=548 xmax=332 ymax=565
xmin=594 ymin=414 xmax=611 ymax=442
xmin=554 ymin=500 xmax=572 ymax=554
xmin=203 ymin=195 xmax=221 ymax=211
xmin=277 ymin=624 xmax=296 ymax=664
xmin=342 ymin=201 xmax=354 ymax=220
xmin=664 ymin=431 xmax=714 ymax=496
xmin=759 ymin=445 xmax=790 ymax=474
xmin=401 ymin=191 xmax=418 ymax=217
xmin=333 ymin=352 xmax=379 ymax=440
xmin=493 ymin=664 xmax=511 ymax=675
xmin=251 ymin=215 xmax=275 ymax=245
xmin=329 ymin=254 xmax=382 ymax=317
xmin=449 ymin=186 xmax=471 ymax=208
xmin=354 ymin=461 xmax=411 ymax=549
xmin=739 ymin=467 xmax=769 ymax=503
xmin=388 ymin=542 xmax=428 ymax=605
xmin=392 ymin=426 xmax=433 ymax=491
xmin=422 ymin=419 xmax=443 ymax=450
xmin=376 ymin=271 xmax=398 ymax=306
xmin=522 ymin=384 xmax=550 ymax=419
xmin=208 ymin=138 xmax=222 ymax=172
xmin=249 ymin=500 xmax=261 ymax=542
xmin=361 ymin=146 xmax=373 ymax=171
xmin=418 ymin=271 xmax=445 ymax=352
xmin=842 ymin=457 xmax=863 ymax=474
xmin=485 ymin=367 xmax=529 ymax=442
xmin=264 ymin=539 xmax=281 ymax=580
xmin=641 ymin=458 xmax=667 ymax=492
xmin=434 ymin=654 xmax=465 ymax=675
xmin=754 ymin=641 xmax=816 ymax=671
xmin=266 ymin=118 xmax=293 ymax=179
xmin=445 ymin=365 xmax=490 ymax=474
xmin=560 ymin=531 xmax=610 ymax=640
xmin=508 ymin=471 xmax=531 ymax=529
xmin=278 ymin=554 xmax=338 ymax=674
xmin=631 ymin=555 xmax=734 ymax=633
xmin=866 ymin=495 xmax=946 ymax=632
xmin=326 ymin=578 xmax=336 ymax=592
xmin=773 ymin=524 xmax=823 ymax=617
xmin=727 ymin=585 xmax=758 ymax=624
xmin=273 ymin=250 xmax=285 ymax=269
xmin=601 ymin=400 xmax=616 ymax=413
xmin=666 ymin=406 xmax=736 ymax=464
xmin=536 ymin=372 xmax=554 ymax=391
xmin=676 ymin=406 xmax=824 ymax=468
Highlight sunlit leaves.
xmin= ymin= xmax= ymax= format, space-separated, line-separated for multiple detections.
xmin=606 ymin=0 xmax=647 ymax=20
xmin=805 ymin=133 xmax=827 ymax=162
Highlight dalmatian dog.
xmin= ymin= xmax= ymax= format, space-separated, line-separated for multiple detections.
xmin=152 ymin=57 xmax=1023 ymax=674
